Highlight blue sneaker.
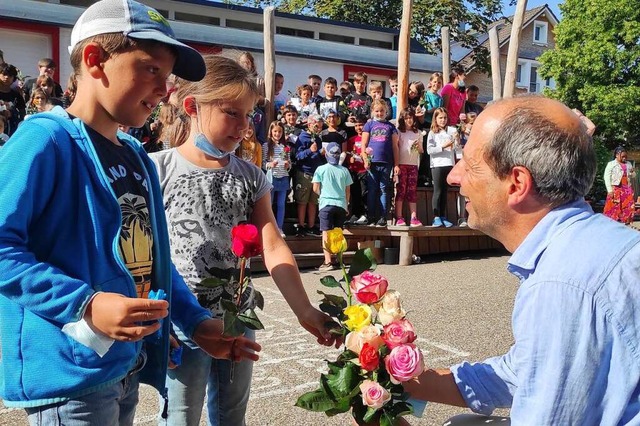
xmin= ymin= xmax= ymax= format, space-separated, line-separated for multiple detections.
xmin=442 ymin=217 xmax=453 ymax=228
xmin=432 ymin=217 xmax=443 ymax=227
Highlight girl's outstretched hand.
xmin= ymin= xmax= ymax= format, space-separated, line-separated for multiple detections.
xmin=298 ymin=307 xmax=342 ymax=348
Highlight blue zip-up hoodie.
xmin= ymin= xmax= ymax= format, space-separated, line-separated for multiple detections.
xmin=0 ymin=107 xmax=211 ymax=408
xmin=295 ymin=130 xmax=326 ymax=175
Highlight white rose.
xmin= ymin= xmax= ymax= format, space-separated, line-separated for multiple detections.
xmin=377 ymin=290 xmax=406 ymax=325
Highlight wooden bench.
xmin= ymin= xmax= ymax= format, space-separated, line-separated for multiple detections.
xmin=343 ymin=225 xmax=488 ymax=266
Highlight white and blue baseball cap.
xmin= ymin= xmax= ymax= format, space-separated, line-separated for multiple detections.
xmin=69 ymin=0 xmax=206 ymax=81
xmin=325 ymin=142 xmax=341 ymax=165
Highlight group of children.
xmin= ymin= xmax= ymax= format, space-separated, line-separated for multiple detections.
xmin=231 ymin=69 xmax=482 ymax=249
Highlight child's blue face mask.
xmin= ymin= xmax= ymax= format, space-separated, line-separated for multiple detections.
xmin=193 ymin=103 xmax=239 ymax=159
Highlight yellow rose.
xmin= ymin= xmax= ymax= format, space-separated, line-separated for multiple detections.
xmin=343 ymin=304 xmax=372 ymax=331
xmin=324 ymin=227 xmax=348 ymax=255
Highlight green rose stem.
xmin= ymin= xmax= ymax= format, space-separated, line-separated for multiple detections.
xmin=235 ymin=257 xmax=247 ymax=307
xmin=338 ymin=252 xmax=353 ymax=306
xmin=230 ymin=255 xmax=248 ymax=384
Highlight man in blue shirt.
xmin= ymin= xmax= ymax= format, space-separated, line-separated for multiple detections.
xmin=404 ymin=95 xmax=640 ymax=424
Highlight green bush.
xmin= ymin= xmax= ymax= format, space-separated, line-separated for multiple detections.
xmin=586 ymin=136 xmax=612 ymax=209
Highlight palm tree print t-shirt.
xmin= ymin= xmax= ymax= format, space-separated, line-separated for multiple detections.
xmin=87 ymin=126 xmax=154 ymax=299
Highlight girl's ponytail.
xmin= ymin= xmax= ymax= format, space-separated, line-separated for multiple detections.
xmin=158 ymin=101 xmax=190 ymax=147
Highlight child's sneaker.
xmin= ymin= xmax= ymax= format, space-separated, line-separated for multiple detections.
xmin=355 ymin=215 xmax=368 ymax=225
xmin=345 ymin=215 xmax=358 ymax=225
xmin=395 ymin=218 xmax=407 ymax=226
xmin=442 ymin=217 xmax=453 ymax=228
xmin=410 ymin=218 xmax=423 ymax=227
xmin=375 ymin=218 xmax=387 ymax=227
xmin=432 ymin=217 xmax=443 ymax=227
xmin=318 ymin=262 xmax=337 ymax=272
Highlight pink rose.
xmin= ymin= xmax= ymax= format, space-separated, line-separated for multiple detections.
xmin=345 ymin=325 xmax=384 ymax=354
xmin=384 ymin=343 xmax=424 ymax=384
xmin=350 ymin=271 xmax=389 ymax=304
xmin=359 ymin=380 xmax=391 ymax=410
xmin=382 ymin=319 xmax=417 ymax=349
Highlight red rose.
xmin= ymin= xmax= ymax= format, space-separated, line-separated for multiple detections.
xmin=284 ymin=146 xmax=291 ymax=152
xmin=359 ymin=343 xmax=380 ymax=372
xmin=231 ymin=224 xmax=262 ymax=258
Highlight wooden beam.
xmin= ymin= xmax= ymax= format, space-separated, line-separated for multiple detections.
xmin=503 ymin=0 xmax=528 ymax=98
xmin=489 ymin=25 xmax=502 ymax=101
xmin=396 ymin=0 xmax=413 ymax=119
xmin=441 ymin=27 xmax=450 ymax=83
xmin=263 ymin=6 xmax=276 ymax=125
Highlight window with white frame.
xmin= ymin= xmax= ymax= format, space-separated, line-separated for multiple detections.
xmin=516 ymin=59 xmax=552 ymax=93
xmin=533 ymin=20 xmax=548 ymax=44
xmin=516 ymin=61 xmax=526 ymax=86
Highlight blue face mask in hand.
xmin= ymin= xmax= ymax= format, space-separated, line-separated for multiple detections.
xmin=193 ymin=103 xmax=239 ymax=159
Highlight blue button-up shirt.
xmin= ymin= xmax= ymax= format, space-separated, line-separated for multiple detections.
xmin=451 ymin=200 xmax=640 ymax=425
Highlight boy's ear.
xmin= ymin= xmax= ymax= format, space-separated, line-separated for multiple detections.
xmin=83 ymin=43 xmax=107 ymax=78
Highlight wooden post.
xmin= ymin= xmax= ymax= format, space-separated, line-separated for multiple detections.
xmin=398 ymin=234 xmax=414 ymax=266
xmin=396 ymin=0 xmax=413 ymax=120
xmin=263 ymin=6 xmax=276 ymax=124
xmin=489 ymin=25 xmax=502 ymax=101
xmin=503 ymin=0 xmax=528 ymax=98
xmin=441 ymin=27 xmax=450 ymax=84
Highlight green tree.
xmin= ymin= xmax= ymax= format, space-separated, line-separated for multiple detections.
xmin=539 ymin=0 xmax=640 ymax=149
xmin=229 ymin=0 xmax=505 ymax=73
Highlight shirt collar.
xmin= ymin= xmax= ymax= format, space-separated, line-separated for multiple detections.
xmin=507 ymin=199 xmax=593 ymax=282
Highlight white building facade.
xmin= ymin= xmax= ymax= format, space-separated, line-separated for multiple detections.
xmin=1 ymin=0 xmax=441 ymax=97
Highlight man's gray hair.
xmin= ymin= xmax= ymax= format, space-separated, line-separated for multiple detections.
xmin=484 ymin=102 xmax=596 ymax=206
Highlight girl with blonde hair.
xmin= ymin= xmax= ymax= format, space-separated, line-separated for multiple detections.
xmin=152 ymin=54 xmax=337 ymax=426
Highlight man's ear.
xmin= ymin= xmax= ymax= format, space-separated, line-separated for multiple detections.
xmin=507 ymin=166 xmax=535 ymax=207
xmin=183 ymin=96 xmax=197 ymax=117
xmin=83 ymin=43 xmax=107 ymax=79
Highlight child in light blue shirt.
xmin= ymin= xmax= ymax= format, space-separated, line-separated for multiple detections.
xmin=312 ymin=142 xmax=352 ymax=271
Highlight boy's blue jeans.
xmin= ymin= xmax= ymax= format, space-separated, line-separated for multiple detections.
xmin=160 ymin=329 xmax=255 ymax=426
xmin=26 ymin=373 xmax=140 ymax=426
xmin=366 ymin=163 xmax=392 ymax=220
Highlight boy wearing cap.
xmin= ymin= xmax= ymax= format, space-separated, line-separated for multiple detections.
xmin=319 ymin=108 xmax=347 ymax=154
xmin=312 ymin=142 xmax=352 ymax=271
xmin=0 ymin=0 xmax=259 ymax=423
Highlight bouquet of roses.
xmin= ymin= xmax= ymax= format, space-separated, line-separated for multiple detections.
xmin=200 ymin=223 xmax=265 ymax=337
xmin=296 ymin=228 xmax=424 ymax=425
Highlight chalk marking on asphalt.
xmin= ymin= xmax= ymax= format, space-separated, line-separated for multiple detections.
xmin=417 ymin=338 xmax=471 ymax=358
xmin=250 ymin=381 xmax=318 ymax=399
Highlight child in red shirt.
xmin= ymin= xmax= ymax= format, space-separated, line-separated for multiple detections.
xmin=344 ymin=114 xmax=368 ymax=225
